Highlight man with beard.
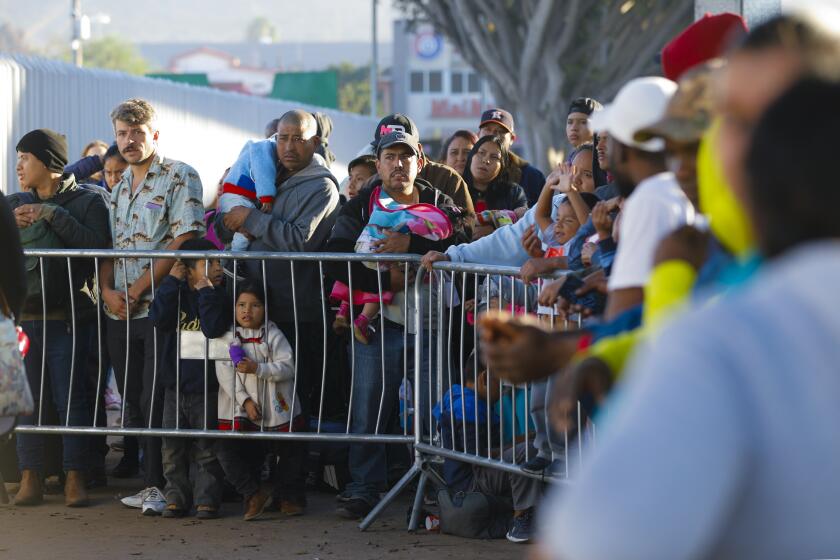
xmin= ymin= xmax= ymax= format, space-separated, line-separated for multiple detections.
xmin=589 ymin=76 xmax=694 ymax=321
xmin=324 ymin=130 xmax=470 ymax=520
xmin=99 ymin=98 xmax=206 ymax=513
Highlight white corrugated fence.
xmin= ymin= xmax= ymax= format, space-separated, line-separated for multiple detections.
xmin=0 ymin=55 xmax=377 ymax=203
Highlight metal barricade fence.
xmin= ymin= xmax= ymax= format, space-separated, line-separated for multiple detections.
xmin=14 ymin=249 xmax=592 ymax=531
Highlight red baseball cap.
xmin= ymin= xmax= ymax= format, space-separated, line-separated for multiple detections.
xmin=661 ymin=12 xmax=748 ymax=81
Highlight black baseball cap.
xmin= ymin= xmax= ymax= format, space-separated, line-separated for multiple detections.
xmin=376 ymin=130 xmax=420 ymax=157
xmin=568 ymin=97 xmax=603 ymax=116
xmin=372 ymin=113 xmax=420 ymax=146
xmin=479 ymin=108 xmax=515 ymax=135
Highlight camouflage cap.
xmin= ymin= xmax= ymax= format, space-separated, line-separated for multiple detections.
xmin=635 ymin=59 xmax=725 ymax=144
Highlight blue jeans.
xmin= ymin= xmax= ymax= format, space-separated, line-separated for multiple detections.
xmin=17 ymin=320 xmax=91 ymax=473
xmin=345 ymin=324 xmax=437 ymax=503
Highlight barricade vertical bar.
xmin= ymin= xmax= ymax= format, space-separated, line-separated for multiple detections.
xmin=473 ymin=272 xmax=480 ymax=456
xmin=507 ymin=275 xmax=516 ymax=463
xmin=402 ymin=260 xmax=409 ymax=434
xmin=260 ymin=259 xmax=269 ymax=432
xmin=37 ymin=257 xmax=46 ymax=426
xmin=346 ymin=261 xmax=356 ymax=434
xmin=64 ymin=257 xmax=77 ymax=426
xmin=522 ymin=278 xmax=530 ymax=463
xmin=176 ymin=289 xmax=181 ymax=431
xmin=148 ymin=257 xmax=159 ymax=429
xmin=496 ymin=275 xmax=503 ymax=457
xmin=427 ymin=268 xmax=434 ymax=440
xmin=317 ymin=260 xmax=328 ymax=433
xmin=92 ymin=257 xmax=103 ymax=428
xmin=120 ymin=260 xmax=130 ymax=430
xmin=288 ymin=260 xmax=300 ymax=431
xmin=374 ymin=266 xmax=386 ymax=435
xmin=231 ymin=259 xmax=238 ymax=429
xmin=202 ymin=259 xmax=208 ymax=431
xmin=484 ymin=273 xmax=491 ymax=457
xmin=402 ymin=261 xmax=408 ymax=434
xmin=441 ymin=271 xmax=454 ymax=452
xmin=459 ymin=272 xmax=467 ymax=456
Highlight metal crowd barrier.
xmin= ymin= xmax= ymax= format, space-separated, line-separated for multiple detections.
xmin=15 ymin=249 xmax=593 ymax=531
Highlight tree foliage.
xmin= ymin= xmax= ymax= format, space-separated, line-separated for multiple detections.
xmin=0 ymin=23 xmax=31 ymax=54
xmin=246 ymin=16 xmax=277 ymax=43
xmin=395 ymin=0 xmax=692 ymax=169
xmin=330 ymin=62 xmax=384 ymax=116
xmin=80 ymin=35 xmax=150 ymax=75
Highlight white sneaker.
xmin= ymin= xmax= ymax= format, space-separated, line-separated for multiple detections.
xmin=120 ymin=486 xmax=161 ymax=509
xmin=141 ymin=487 xmax=166 ymax=516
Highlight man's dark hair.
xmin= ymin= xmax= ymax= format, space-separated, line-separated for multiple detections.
xmin=747 ymin=77 xmax=840 ymax=258
xmin=733 ymin=13 xmax=840 ymax=81
xmin=264 ymin=118 xmax=281 ymax=138
xmin=102 ymin=144 xmax=125 ymax=165
xmin=235 ymin=279 xmax=266 ymax=306
xmin=179 ymin=238 xmax=218 ymax=270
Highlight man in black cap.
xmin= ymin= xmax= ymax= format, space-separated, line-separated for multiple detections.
xmin=362 ymin=114 xmax=475 ymax=218
xmin=324 ymin=130 xmax=470 ymax=520
xmin=9 ymin=128 xmax=111 ymax=508
xmin=478 ymin=108 xmax=546 ymax=206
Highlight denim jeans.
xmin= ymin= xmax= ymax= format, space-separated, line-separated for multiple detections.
xmin=530 ymin=376 xmax=564 ymax=460
xmin=106 ymin=317 xmax=165 ymax=488
xmin=161 ymin=389 xmax=224 ymax=509
xmin=344 ymin=324 xmax=437 ymax=503
xmin=16 ymin=320 xmax=91 ymax=473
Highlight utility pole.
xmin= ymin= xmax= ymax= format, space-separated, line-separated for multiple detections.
xmin=370 ymin=0 xmax=378 ymax=118
xmin=71 ymin=0 xmax=83 ymax=67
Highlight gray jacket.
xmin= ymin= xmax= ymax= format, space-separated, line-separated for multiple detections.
xmin=216 ymin=153 xmax=340 ymax=322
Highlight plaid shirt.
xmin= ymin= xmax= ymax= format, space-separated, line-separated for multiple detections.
xmin=108 ymin=152 xmax=205 ymax=319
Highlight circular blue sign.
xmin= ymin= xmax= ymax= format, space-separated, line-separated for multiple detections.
xmin=414 ymin=31 xmax=443 ymax=60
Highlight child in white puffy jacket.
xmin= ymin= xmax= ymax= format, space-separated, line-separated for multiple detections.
xmin=214 ymin=281 xmax=307 ymax=520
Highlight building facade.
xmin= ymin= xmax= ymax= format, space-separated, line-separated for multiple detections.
xmin=390 ymin=19 xmax=494 ymax=150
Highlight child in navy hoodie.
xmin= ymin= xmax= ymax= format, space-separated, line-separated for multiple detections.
xmin=150 ymin=238 xmax=231 ymax=519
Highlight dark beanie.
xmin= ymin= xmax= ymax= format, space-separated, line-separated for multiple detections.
xmin=16 ymin=129 xmax=68 ymax=173
xmin=568 ymin=97 xmax=602 ymax=116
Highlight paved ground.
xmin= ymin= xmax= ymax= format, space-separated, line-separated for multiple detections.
xmin=0 ymin=476 xmax=525 ymax=560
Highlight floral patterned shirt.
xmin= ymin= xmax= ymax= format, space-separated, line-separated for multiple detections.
xmin=108 ymin=152 xmax=205 ymax=319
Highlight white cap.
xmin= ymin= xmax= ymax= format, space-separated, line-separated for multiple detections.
xmin=589 ymin=77 xmax=678 ymax=152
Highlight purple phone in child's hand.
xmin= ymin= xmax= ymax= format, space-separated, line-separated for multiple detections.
xmin=229 ymin=345 xmax=246 ymax=365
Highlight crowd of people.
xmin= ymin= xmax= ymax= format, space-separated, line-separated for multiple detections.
xmin=3 ymin=8 xmax=840 ymax=557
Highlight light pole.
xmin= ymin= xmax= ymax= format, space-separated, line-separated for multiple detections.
xmin=71 ymin=0 xmax=83 ymax=67
xmin=370 ymin=0 xmax=379 ymax=118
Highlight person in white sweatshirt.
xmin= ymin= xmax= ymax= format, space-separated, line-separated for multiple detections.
xmin=214 ymin=281 xmax=307 ymax=520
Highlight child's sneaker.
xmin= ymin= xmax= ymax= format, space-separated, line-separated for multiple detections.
xmin=506 ymin=508 xmax=534 ymax=543
xmin=332 ymin=301 xmax=350 ymax=335
xmin=353 ymin=314 xmax=373 ymax=345
xmin=141 ymin=487 xmax=167 ymax=516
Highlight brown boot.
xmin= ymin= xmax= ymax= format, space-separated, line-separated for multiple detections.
xmin=14 ymin=470 xmax=43 ymax=506
xmin=64 ymin=470 xmax=89 ymax=507
xmin=243 ymin=486 xmax=272 ymax=521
